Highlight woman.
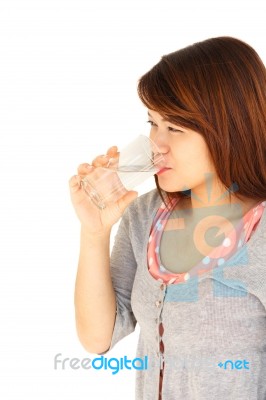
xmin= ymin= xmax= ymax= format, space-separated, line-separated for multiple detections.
xmin=69 ymin=37 xmax=266 ymax=399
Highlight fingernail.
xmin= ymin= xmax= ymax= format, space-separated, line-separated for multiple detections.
xmin=109 ymin=146 xmax=117 ymax=151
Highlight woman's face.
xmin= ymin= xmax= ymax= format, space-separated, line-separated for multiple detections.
xmin=148 ymin=109 xmax=218 ymax=197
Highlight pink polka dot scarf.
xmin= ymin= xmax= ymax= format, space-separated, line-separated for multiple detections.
xmin=147 ymin=198 xmax=266 ymax=285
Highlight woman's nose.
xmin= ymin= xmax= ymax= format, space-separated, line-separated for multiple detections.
xmin=149 ymin=131 xmax=170 ymax=155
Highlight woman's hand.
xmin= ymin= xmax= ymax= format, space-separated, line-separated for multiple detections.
xmin=69 ymin=146 xmax=138 ymax=235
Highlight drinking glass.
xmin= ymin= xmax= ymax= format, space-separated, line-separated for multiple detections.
xmin=81 ymin=135 xmax=165 ymax=209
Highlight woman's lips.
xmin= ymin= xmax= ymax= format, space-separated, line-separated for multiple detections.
xmin=156 ymin=168 xmax=172 ymax=176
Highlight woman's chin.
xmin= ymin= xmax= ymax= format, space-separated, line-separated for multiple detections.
xmin=157 ymin=183 xmax=182 ymax=193
xmin=157 ymin=180 xmax=191 ymax=194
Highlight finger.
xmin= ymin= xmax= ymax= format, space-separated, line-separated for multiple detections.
xmin=77 ymin=163 xmax=95 ymax=175
xmin=69 ymin=175 xmax=82 ymax=194
xmin=104 ymin=147 xmax=120 ymax=168
xmin=106 ymin=156 xmax=119 ymax=168
xmin=106 ymin=146 xmax=118 ymax=156
xmin=92 ymin=154 xmax=112 ymax=167
xmin=116 ymin=190 xmax=138 ymax=214
xmin=107 ymin=150 xmax=120 ymax=159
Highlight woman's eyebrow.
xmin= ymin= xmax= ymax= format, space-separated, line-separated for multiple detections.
xmin=148 ymin=112 xmax=179 ymax=125
xmin=147 ymin=111 xmax=168 ymax=122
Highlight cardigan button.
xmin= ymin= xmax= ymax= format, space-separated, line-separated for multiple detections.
xmin=155 ymin=300 xmax=162 ymax=307
xmin=160 ymin=284 xmax=165 ymax=290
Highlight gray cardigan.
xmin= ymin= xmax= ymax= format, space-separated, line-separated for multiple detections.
xmin=107 ymin=189 xmax=266 ymax=399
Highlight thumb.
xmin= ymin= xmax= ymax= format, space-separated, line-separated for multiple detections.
xmin=117 ymin=190 xmax=138 ymax=214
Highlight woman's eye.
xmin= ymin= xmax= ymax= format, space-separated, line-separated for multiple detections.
xmin=147 ymin=120 xmax=157 ymax=127
xmin=168 ymin=126 xmax=183 ymax=133
xmin=147 ymin=120 xmax=184 ymax=133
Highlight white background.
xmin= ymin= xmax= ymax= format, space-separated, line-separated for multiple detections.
xmin=0 ymin=0 xmax=265 ymax=399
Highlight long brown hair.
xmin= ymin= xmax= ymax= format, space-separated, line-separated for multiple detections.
xmin=137 ymin=37 xmax=266 ymax=207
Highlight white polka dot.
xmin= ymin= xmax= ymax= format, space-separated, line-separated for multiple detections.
xmin=161 ymin=203 xmax=166 ymax=209
xmin=157 ymin=278 xmax=164 ymax=283
xmin=148 ymin=235 xmax=153 ymax=243
xmin=155 ymin=246 xmax=159 ymax=254
xmin=184 ymin=273 xmax=190 ymax=281
xmin=149 ymin=257 xmax=153 ymax=266
xmin=254 ymin=211 xmax=258 ymax=216
xmin=262 ymin=201 xmax=266 ymax=207
xmin=168 ymin=278 xmax=176 ymax=284
xmin=222 ymin=237 xmax=231 ymax=247
xmin=218 ymin=258 xmax=225 ymax=266
xmin=156 ymin=222 xmax=163 ymax=231
xmin=202 ymin=256 xmax=210 ymax=265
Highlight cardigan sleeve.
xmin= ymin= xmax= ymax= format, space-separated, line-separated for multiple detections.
xmin=99 ymin=203 xmax=138 ymax=354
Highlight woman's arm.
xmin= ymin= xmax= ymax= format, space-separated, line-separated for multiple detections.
xmin=69 ymin=146 xmax=138 ymax=354
xmin=74 ymin=226 xmax=116 ymax=354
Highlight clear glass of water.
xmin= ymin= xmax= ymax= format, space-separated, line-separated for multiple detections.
xmin=81 ymin=135 xmax=165 ymax=209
